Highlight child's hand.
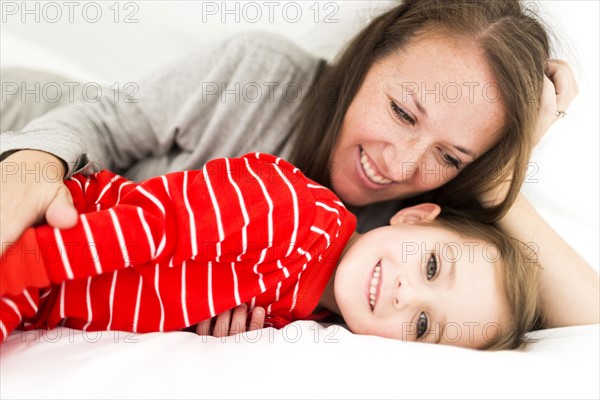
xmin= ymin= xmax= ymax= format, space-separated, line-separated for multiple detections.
xmin=195 ymin=305 xmax=265 ymax=337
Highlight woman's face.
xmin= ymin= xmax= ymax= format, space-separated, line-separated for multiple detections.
xmin=331 ymin=32 xmax=506 ymax=206
xmin=333 ymin=221 xmax=507 ymax=349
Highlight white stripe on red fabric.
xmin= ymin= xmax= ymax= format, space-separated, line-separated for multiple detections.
xmin=315 ymin=202 xmax=339 ymax=214
xmin=181 ymin=260 xmax=190 ymax=327
xmin=83 ymin=277 xmax=92 ymax=330
xmin=231 ymin=262 xmax=241 ymax=305
xmin=1 ymin=298 xmax=21 ymax=320
xmin=136 ymin=207 xmax=156 ymax=259
xmin=22 ymin=289 xmax=38 ymax=313
xmin=307 ymin=183 xmax=329 ymax=190
xmin=274 ymin=164 xmax=299 ymax=257
xmin=53 ymin=228 xmax=74 ymax=279
xmin=316 ymin=202 xmax=341 ymax=226
xmin=0 ymin=321 xmax=7 ymax=341
xmin=136 ymin=186 xmax=166 ymax=215
xmin=59 ymin=282 xmax=66 ymax=318
xmin=245 ymin=158 xmax=273 ymax=244
xmin=182 ymin=171 xmax=198 ymax=257
xmin=225 ymin=158 xmax=249 ymax=262
xmin=203 ymin=162 xmax=224 ymax=262
xmin=275 ymin=281 xmax=282 ymax=304
xmin=116 ymin=181 xmax=134 ymax=204
xmin=154 ymin=264 xmax=165 ymax=331
xmin=95 ymin=174 xmax=120 ymax=205
xmin=253 ymin=249 xmax=267 ymax=292
xmin=289 ymin=272 xmax=303 ymax=313
xmin=133 ymin=275 xmax=143 ymax=331
xmin=154 ymin=179 xmax=169 ymax=259
xmin=81 ymin=214 xmax=103 ymax=274
xmin=107 ymin=270 xmax=117 ymax=330
xmin=108 ymin=208 xmax=130 ymax=268
xmin=277 ymin=260 xmax=290 ymax=279
xmin=160 ymin=175 xmax=171 ymax=199
xmin=207 ymin=262 xmax=215 ymax=317
xmin=68 ymin=176 xmax=83 ymax=192
xmin=310 ymin=226 xmax=330 ymax=247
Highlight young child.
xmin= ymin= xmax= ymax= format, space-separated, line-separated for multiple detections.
xmin=0 ymin=153 xmax=540 ymax=350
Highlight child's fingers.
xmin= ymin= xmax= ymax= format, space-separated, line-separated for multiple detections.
xmin=248 ymin=306 xmax=265 ymax=331
xmin=228 ymin=304 xmax=248 ymax=336
xmin=195 ymin=318 xmax=213 ymax=335
xmin=212 ymin=309 xmax=232 ymax=337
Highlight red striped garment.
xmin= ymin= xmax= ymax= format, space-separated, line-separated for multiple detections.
xmin=0 ymin=153 xmax=356 ymax=342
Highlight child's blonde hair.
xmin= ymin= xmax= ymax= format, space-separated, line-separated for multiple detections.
xmin=435 ymin=213 xmax=542 ymax=350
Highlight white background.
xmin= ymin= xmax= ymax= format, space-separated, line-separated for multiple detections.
xmin=1 ymin=0 xmax=598 ymax=268
xmin=0 ymin=3 xmax=598 ymax=400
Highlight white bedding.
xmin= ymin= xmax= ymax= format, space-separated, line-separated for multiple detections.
xmin=1 ymin=323 xmax=598 ymax=399
xmin=1 ymin=1 xmax=598 ymax=399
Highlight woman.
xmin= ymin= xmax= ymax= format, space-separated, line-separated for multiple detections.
xmin=1 ymin=0 xmax=597 ymax=336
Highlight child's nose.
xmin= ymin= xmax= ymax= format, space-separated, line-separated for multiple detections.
xmin=392 ymin=276 xmax=428 ymax=311
xmin=392 ymin=277 xmax=409 ymax=310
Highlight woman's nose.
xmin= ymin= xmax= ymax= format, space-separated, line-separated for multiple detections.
xmin=390 ymin=142 xmax=428 ymax=183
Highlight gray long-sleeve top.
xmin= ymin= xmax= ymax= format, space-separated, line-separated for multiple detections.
xmin=0 ymin=31 xmax=402 ymax=232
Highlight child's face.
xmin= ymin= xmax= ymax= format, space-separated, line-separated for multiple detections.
xmin=334 ymin=220 xmax=507 ymax=349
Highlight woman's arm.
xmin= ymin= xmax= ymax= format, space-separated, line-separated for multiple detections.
xmin=0 ymin=35 xmax=238 ymax=177
xmin=498 ymin=195 xmax=599 ymax=328
xmin=491 ymin=60 xmax=598 ymax=328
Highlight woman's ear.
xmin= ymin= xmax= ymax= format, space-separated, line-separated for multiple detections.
xmin=389 ymin=203 xmax=441 ymax=225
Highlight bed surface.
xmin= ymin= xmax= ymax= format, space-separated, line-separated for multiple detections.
xmin=1 ymin=1 xmax=598 ymax=399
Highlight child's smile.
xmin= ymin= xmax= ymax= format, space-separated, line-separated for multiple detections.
xmin=328 ymin=207 xmax=509 ymax=349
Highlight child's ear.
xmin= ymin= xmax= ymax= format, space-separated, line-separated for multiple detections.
xmin=389 ymin=203 xmax=441 ymax=225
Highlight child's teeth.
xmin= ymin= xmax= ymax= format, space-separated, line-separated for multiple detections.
xmin=369 ymin=262 xmax=381 ymax=310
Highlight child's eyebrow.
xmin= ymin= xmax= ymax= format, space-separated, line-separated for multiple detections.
xmin=446 ymin=242 xmax=457 ymax=288
xmin=434 ymin=243 xmax=457 ymax=344
xmin=435 ymin=322 xmax=446 ymax=344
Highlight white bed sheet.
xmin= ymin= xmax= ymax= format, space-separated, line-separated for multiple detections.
xmin=1 ymin=322 xmax=599 ymax=399
xmin=1 ymin=1 xmax=598 ymax=399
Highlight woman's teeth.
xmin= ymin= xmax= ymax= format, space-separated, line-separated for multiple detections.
xmin=369 ymin=262 xmax=382 ymax=310
xmin=360 ymin=149 xmax=392 ymax=185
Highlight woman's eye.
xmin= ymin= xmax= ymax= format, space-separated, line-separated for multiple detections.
xmin=416 ymin=312 xmax=428 ymax=339
xmin=389 ymin=100 xmax=415 ymax=125
xmin=442 ymin=152 xmax=461 ymax=169
xmin=426 ymin=254 xmax=438 ymax=280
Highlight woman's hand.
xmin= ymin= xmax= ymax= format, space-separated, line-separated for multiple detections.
xmin=479 ymin=60 xmax=578 ymax=208
xmin=534 ymin=59 xmax=578 ymax=145
xmin=195 ymin=305 xmax=266 ymax=337
xmin=0 ymin=150 xmax=78 ymax=255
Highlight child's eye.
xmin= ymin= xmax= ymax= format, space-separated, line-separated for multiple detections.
xmin=389 ymin=100 xmax=416 ymax=125
xmin=416 ymin=312 xmax=428 ymax=339
xmin=426 ymin=254 xmax=438 ymax=280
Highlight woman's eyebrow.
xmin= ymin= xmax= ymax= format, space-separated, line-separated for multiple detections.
xmin=407 ymin=91 xmax=428 ymax=117
xmin=387 ymin=82 xmax=428 ymax=117
xmin=453 ymin=145 xmax=476 ymax=159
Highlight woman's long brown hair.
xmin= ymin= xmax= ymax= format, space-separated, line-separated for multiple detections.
xmin=289 ymin=0 xmax=550 ymax=223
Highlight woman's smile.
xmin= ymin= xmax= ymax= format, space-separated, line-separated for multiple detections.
xmin=358 ymin=146 xmax=393 ymax=186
